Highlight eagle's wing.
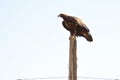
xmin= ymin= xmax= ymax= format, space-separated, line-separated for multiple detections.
xmin=67 ymin=16 xmax=90 ymax=32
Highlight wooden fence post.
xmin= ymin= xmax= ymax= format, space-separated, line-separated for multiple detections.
xmin=69 ymin=36 xmax=77 ymax=80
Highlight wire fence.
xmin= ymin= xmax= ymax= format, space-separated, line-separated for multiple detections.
xmin=17 ymin=76 xmax=119 ymax=80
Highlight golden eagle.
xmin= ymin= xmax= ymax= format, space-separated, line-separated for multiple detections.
xmin=58 ymin=13 xmax=93 ymax=42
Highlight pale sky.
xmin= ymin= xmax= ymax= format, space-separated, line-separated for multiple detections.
xmin=0 ymin=0 xmax=120 ymax=80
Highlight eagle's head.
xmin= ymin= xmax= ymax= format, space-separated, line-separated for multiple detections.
xmin=58 ymin=13 xmax=68 ymax=18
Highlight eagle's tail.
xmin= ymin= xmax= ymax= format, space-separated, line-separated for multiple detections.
xmin=81 ymin=32 xmax=93 ymax=42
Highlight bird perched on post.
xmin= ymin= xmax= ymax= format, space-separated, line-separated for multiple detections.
xmin=58 ymin=13 xmax=93 ymax=42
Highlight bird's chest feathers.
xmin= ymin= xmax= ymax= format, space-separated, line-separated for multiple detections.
xmin=64 ymin=21 xmax=77 ymax=29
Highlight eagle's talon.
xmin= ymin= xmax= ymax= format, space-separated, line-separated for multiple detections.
xmin=69 ymin=35 xmax=76 ymax=40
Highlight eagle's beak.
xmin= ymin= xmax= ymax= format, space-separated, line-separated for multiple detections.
xmin=57 ymin=14 xmax=60 ymax=17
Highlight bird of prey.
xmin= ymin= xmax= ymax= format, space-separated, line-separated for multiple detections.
xmin=58 ymin=13 xmax=93 ymax=42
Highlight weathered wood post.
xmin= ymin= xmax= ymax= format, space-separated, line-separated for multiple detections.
xmin=69 ymin=36 xmax=77 ymax=80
